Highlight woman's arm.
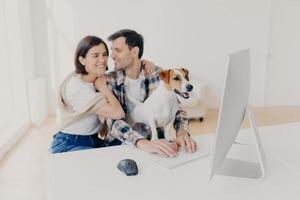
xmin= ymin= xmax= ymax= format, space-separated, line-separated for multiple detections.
xmin=141 ymin=59 xmax=155 ymax=76
xmin=94 ymin=76 xmax=125 ymax=119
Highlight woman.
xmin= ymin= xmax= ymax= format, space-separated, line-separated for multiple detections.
xmin=50 ymin=35 xmax=126 ymax=153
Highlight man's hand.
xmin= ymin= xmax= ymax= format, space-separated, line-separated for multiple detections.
xmin=136 ymin=139 xmax=178 ymax=157
xmin=176 ymin=130 xmax=197 ymax=153
xmin=141 ymin=59 xmax=155 ymax=77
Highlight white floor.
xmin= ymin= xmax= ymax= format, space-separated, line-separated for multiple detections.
xmin=0 ymin=117 xmax=55 ymax=200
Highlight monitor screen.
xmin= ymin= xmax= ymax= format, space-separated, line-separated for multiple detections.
xmin=210 ymin=49 xmax=253 ymax=179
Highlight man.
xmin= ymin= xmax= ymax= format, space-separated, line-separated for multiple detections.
xmin=105 ymin=29 xmax=196 ymax=157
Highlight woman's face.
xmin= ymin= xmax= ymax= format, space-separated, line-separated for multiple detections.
xmin=79 ymin=43 xmax=108 ymax=77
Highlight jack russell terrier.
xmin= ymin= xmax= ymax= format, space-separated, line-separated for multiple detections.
xmin=127 ymin=68 xmax=193 ymax=141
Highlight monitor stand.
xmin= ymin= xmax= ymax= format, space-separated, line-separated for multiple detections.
xmin=214 ymin=105 xmax=266 ymax=180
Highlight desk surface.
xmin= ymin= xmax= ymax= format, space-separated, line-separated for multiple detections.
xmin=47 ymin=123 xmax=300 ymax=200
xmin=260 ymin=122 xmax=300 ymax=176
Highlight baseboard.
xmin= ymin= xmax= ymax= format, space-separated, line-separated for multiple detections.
xmin=0 ymin=120 xmax=31 ymax=160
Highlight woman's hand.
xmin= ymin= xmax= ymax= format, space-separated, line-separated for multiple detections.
xmin=94 ymin=75 xmax=125 ymax=119
xmin=141 ymin=59 xmax=155 ymax=77
xmin=94 ymin=75 xmax=109 ymax=93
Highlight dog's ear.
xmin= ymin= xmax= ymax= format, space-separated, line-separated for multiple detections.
xmin=181 ymin=68 xmax=189 ymax=81
xmin=159 ymin=70 xmax=170 ymax=84
xmin=181 ymin=68 xmax=189 ymax=76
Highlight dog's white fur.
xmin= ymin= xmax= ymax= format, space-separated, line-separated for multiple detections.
xmin=127 ymin=68 xmax=192 ymax=140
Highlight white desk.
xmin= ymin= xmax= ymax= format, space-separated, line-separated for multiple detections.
xmin=259 ymin=122 xmax=300 ymax=176
xmin=47 ymin=123 xmax=300 ymax=200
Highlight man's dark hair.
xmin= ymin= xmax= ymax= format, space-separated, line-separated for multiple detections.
xmin=74 ymin=35 xmax=109 ymax=75
xmin=108 ymin=29 xmax=144 ymax=59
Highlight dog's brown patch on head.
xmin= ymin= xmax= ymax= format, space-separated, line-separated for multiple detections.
xmin=167 ymin=69 xmax=183 ymax=90
xmin=159 ymin=69 xmax=171 ymax=84
xmin=181 ymin=68 xmax=189 ymax=81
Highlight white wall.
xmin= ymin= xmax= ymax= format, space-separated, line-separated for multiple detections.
xmin=67 ymin=0 xmax=272 ymax=108
xmin=28 ymin=0 xmax=299 ymax=114
xmin=265 ymin=0 xmax=300 ymax=106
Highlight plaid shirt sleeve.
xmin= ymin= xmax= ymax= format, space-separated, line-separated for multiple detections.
xmin=106 ymin=118 xmax=145 ymax=147
xmin=174 ymin=105 xmax=190 ymax=135
xmin=105 ymin=71 xmax=145 ymax=146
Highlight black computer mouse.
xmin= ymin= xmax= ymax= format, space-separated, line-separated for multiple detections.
xmin=117 ymin=159 xmax=139 ymax=176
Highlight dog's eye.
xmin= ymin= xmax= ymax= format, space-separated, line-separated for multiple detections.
xmin=173 ymin=76 xmax=180 ymax=81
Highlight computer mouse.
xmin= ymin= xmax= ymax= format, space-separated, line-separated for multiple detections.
xmin=117 ymin=159 xmax=139 ymax=176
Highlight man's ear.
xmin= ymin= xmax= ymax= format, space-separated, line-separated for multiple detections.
xmin=131 ymin=47 xmax=140 ymax=58
xmin=79 ymin=56 xmax=86 ymax=66
xmin=181 ymin=67 xmax=189 ymax=81
xmin=159 ymin=69 xmax=170 ymax=84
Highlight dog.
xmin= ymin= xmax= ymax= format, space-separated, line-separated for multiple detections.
xmin=127 ymin=68 xmax=193 ymax=141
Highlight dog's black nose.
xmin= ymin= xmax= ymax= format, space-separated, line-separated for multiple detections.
xmin=186 ymin=84 xmax=193 ymax=92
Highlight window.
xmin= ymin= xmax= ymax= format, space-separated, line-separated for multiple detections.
xmin=0 ymin=0 xmax=13 ymax=133
xmin=0 ymin=0 xmax=29 ymax=137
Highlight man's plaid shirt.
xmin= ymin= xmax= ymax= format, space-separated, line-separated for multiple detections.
xmin=104 ymin=65 xmax=189 ymax=146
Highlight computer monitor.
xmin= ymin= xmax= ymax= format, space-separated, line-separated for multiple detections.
xmin=210 ymin=49 xmax=266 ymax=180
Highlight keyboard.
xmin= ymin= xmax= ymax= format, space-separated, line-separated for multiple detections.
xmin=146 ymin=135 xmax=212 ymax=169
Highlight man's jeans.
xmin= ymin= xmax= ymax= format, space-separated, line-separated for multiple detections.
xmin=50 ymin=132 xmax=122 ymax=154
